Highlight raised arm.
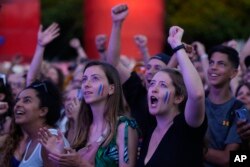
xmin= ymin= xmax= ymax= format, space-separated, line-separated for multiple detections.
xmin=107 ymin=4 xmax=131 ymax=84
xmin=134 ymin=34 xmax=150 ymax=64
xmin=193 ymin=41 xmax=209 ymax=84
xmin=69 ymin=38 xmax=88 ymax=63
xmin=167 ymin=26 xmax=205 ymax=127
xmin=26 ymin=23 xmax=60 ymax=86
xmin=167 ymin=43 xmax=194 ymax=69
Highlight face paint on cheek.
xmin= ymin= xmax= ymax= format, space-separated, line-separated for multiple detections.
xmin=163 ymin=91 xmax=170 ymax=104
xmin=97 ymin=84 xmax=104 ymax=96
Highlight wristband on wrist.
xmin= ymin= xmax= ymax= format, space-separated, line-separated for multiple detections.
xmin=172 ymin=44 xmax=185 ymax=53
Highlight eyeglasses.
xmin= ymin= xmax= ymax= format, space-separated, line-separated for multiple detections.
xmin=32 ymin=82 xmax=48 ymax=93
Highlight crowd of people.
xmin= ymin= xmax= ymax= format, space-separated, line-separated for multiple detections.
xmin=0 ymin=2 xmax=250 ymax=167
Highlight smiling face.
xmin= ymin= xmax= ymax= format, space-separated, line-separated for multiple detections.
xmin=144 ymin=59 xmax=167 ymax=89
xmin=81 ymin=65 xmax=114 ymax=105
xmin=236 ymin=85 xmax=250 ymax=110
xmin=14 ymin=89 xmax=46 ymax=125
xmin=207 ymin=52 xmax=237 ymax=88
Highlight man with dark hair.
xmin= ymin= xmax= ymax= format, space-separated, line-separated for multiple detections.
xmin=204 ymin=45 xmax=245 ymax=166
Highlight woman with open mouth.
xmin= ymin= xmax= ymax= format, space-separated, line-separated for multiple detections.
xmin=137 ymin=26 xmax=207 ymax=167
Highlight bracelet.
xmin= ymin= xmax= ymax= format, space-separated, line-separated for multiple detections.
xmin=172 ymin=44 xmax=185 ymax=53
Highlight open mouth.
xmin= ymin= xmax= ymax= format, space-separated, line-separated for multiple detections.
xmin=210 ymin=73 xmax=219 ymax=77
xmin=15 ymin=110 xmax=25 ymax=116
xmin=150 ymin=96 xmax=158 ymax=107
xmin=84 ymin=91 xmax=93 ymax=95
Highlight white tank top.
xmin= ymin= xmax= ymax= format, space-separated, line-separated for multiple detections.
xmin=19 ymin=128 xmax=70 ymax=167
xmin=19 ymin=141 xmax=42 ymax=167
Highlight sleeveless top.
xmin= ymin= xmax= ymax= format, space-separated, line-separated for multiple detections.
xmin=136 ymin=113 xmax=207 ymax=167
xmin=19 ymin=128 xmax=69 ymax=167
xmin=19 ymin=141 xmax=42 ymax=167
xmin=95 ymin=116 xmax=140 ymax=167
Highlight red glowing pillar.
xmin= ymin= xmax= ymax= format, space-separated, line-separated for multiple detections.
xmin=84 ymin=0 xmax=165 ymax=60
xmin=0 ymin=0 xmax=40 ymax=62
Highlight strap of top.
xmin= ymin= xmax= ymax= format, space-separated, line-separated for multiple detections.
xmin=117 ymin=116 xmax=140 ymax=163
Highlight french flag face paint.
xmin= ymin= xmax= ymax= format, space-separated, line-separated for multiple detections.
xmin=97 ymin=84 xmax=104 ymax=96
xmin=163 ymin=90 xmax=170 ymax=104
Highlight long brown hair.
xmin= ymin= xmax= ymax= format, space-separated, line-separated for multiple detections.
xmin=161 ymin=68 xmax=187 ymax=112
xmin=0 ymin=118 xmax=23 ymax=167
xmin=71 ymin=61 xmax=126 ymax=150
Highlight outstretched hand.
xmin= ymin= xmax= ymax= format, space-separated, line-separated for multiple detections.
xmin=167 ymin=26 xmax=184 ymax=48
xmin=111 ymin=4 xmax=128 ymax=23
xmin=65 ymin=97 xmax=81 ymax=121
xmin=37 ymin=22 xmax=60 ymax=47
xmin=47 ymin=147 xmax=94 ymax=167
xmin=38 ymin=127 xmax=65 ymax=154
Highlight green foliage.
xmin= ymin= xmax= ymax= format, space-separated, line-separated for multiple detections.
xmin=41 ymin=0 xmax=250 ymax=60
xmin=165 ymin=0 xmax=250 ymax=50
xmin=41 ymin=0 xmax=83 ymax=61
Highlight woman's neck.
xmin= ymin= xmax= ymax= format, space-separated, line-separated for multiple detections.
xmin=90 ymin=102 xmax=106 ymax=125
xmin=155 ymin=109 xmax=179 ymax=131
xmin=21 ymin=121 xmax=47 ymax=140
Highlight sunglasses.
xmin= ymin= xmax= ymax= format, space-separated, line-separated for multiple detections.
xmin=32 ymin=82 xmax=48 ymax=93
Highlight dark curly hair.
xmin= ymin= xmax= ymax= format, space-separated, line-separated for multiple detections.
xmin=26 ymin=80 xmax=62 ymax=127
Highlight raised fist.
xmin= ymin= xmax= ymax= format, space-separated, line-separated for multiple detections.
xmin=192 ymin=41 xmax=206 ymax=56
xmin=167 ymin=26 xmax=184 ymax=48
xmin=134 ymin=34 xmax=148 ymax=49
xmin=111 ymin=4 xmax=129 ymax=23
xmin=70 ymin=38 xmax=81 ymax=49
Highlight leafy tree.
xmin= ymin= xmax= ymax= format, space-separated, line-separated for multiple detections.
xmin=165 ymin=0 xmax=250 ymax=51
xmin=41 ymin=0 xmax=250 ymax=60
xmin=41 ymin=0 xmax=83 ymax=61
